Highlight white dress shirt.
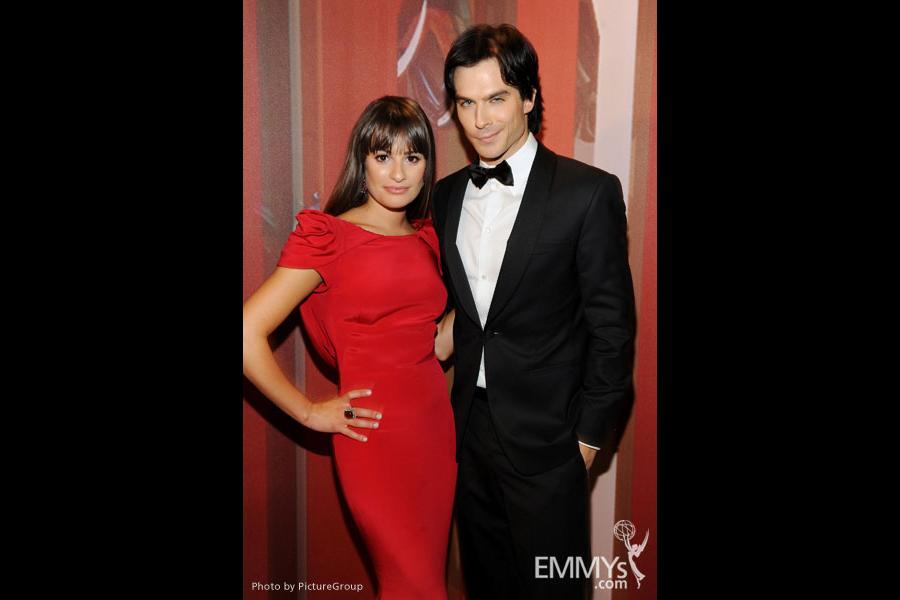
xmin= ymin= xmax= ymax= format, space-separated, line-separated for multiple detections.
xmin=455 ymin=132 xmax=599 ymax=451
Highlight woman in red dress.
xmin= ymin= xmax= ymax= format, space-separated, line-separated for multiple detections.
xmin=243 ymin=96 xmax=456 ymax=599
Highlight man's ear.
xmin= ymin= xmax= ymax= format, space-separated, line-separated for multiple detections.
xmin=524 ymin=88 xmax=536 ymax=114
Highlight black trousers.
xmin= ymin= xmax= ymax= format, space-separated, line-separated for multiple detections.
xmin=455 ymin=388 xmax=591 ymax=600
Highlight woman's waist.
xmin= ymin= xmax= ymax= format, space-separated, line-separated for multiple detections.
xmin=337 ymin=359 xmax=449 ymax=402
xmin=335 ymin=323 xmax=437 ymax=368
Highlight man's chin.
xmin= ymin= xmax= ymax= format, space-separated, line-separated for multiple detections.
xmin=473 ymin=144 xmax=504 ymax=163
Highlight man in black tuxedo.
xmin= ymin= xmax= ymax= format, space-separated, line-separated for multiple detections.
xmin=433 ymin=24 xmax=636 ymax=599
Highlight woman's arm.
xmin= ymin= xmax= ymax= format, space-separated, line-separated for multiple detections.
xmin=243 ymin=267 xmax=381 ymax=441
xmin=434 ymin=309 xmax=455 ymax=361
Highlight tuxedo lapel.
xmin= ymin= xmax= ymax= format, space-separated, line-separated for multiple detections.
xmin=485 ymin=144 xmax=557 ymax=325
xmin=443 ymin=170 xmax=482 ymax=330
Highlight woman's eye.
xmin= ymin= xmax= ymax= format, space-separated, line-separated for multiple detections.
xmin=374 ymin=154 xmax=389 ymax=162
xmin=407 ymin=155 xmax=421 ymax=164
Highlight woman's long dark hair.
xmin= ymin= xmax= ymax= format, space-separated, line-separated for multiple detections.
xmin=324 ymin=96 xmax=436 ymax=221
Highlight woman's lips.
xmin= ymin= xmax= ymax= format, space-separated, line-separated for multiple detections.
xmin=384 ymin=186 xmax=410 ymax=194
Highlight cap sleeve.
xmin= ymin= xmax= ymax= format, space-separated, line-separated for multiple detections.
xmin=277 ymin=210 xmax=342 ymax=291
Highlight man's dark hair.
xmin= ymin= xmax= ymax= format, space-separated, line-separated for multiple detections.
xmin=443 ymin=23 xmax=544 ymax=134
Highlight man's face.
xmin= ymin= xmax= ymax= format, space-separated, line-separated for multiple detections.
xmin=452 ymin=58 xmax=534 ymax=166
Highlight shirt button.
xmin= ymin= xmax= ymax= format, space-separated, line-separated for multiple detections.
xmin=485 ymin=226 xmax=491 ymax=233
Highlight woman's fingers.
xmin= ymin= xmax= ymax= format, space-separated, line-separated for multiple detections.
xmin=340 ymin=426 xmax=369 ymax=442
xmin=342 ymin=390 xmax=382 ymax=421
xmin=349 ymin=406 xmax=382 ymax=420
xmin=338 ymin=389 xmax=381 ymax=440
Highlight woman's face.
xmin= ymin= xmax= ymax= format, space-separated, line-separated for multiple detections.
xmin=363 ymin=137 xmax=426 ymax=212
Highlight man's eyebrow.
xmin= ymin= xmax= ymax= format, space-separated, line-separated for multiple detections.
xmin=456 ymin=90 xmax=511 ymax=102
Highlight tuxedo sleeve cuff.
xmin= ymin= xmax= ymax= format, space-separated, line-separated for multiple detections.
xmin=578 ymin=441 xmax=601 ymax=451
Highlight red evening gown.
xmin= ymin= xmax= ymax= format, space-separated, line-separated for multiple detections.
xmin=277 ymin=210 xmax=457 ymax=599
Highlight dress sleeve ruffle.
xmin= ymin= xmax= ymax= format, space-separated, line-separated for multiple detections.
xmin=277 ymin=210 xmax=342 ymax=291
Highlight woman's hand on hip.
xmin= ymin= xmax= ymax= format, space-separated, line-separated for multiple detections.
xmin=302 ymin=389 xmax=381 ymax=442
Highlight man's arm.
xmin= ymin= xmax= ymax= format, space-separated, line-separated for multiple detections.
xmin=574 ymin=173 xmax=637 ymax=452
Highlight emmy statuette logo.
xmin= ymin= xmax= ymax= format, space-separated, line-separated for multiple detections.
xmin=613 ymin=519 xmax=649 ymax=589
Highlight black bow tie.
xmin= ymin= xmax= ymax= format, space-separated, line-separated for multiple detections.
xmin=467 ymin=160 xmax=514 ymax=189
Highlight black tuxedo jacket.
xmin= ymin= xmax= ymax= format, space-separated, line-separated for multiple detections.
xmin=433 ymin=143 xmax=636 ymax=475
